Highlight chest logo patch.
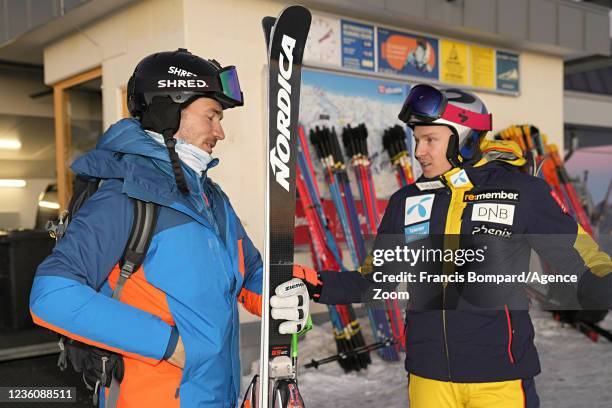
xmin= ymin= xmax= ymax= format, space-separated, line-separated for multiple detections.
xmin=449 ymin=169 xmax=469 ymax=187
xmin=405 ymin=222 xmax=430 ymax=243
xmin=415 ymin=180 xmax=445 ymax=191
xmin=471 ymin=203 xmax=515 ymax=226
xmin=464 ymin=189 xmax=520 ymax=203
xmin=405 ymin=194 xmax=435 ymax=226
xmin=471 ymin=224 xmax=513 ymax=238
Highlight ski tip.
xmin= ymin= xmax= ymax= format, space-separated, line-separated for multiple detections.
xmin=262 ymin=16 xmax=276 ymax=28
xmin=262 ymin=16 xmax=276 ymax=49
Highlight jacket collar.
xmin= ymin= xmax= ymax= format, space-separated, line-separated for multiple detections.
xmin=70 ymin=118 xmax=221 ymax=227
xmin=415 ymin=138 xmax=526 ymax=192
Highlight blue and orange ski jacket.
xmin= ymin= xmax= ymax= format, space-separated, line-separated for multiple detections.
xmin=318 ymin=140 xmax=612 ymax=383
xmin=30 ymin=118 xmax=262 ymax=407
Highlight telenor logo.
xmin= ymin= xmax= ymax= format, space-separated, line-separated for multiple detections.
xmin=404 ymin=194 xmax=435 ymax=226
xmin=269 ymin=34 xmax=296 ymax=192
xmin=450 ymin=169 xmax=469 ymax=187
xmin=407 ymin=196 xmax=432 ymax=217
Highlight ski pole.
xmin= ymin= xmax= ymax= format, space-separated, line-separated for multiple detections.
xmin=304 ymin=338 xmax=398 ymax=369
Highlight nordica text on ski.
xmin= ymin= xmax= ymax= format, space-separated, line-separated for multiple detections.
xmin=270 ymin=34 xmax=297 ymax=192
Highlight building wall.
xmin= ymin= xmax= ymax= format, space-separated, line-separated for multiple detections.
xmin=0 ymin=70 xmax=53 ymax=118
xmin=43 ymin=0 xmax=186 ymax=128
xmin=41 ymin=0 xmax=565 ymax=322
xmin=565 ymin=91 xmax=612 ymax=128
xmin=484 ymin=50 xmax=564 ymax=143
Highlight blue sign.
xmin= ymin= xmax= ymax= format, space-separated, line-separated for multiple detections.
xmin=496 ymin=51 xmax=519 ymax=93
xmin=341 ymin=19 xmax=375 ymax=72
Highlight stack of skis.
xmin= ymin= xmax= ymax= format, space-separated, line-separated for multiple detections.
xmin=296 ymin=125 xmax=372 ymax=372
xmin=383 ymin=125 xmax=414 ymax=187
xmin=301 ymin=124 xmax=405 ymax=362
xmin=496 ymin=125 xmax=611 ymax=343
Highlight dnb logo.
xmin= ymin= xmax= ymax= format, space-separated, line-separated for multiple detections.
xmin=405 ymin=194 xmax=435 ymax=226
xmin=471 ymin=203 xmax=515 ymax=226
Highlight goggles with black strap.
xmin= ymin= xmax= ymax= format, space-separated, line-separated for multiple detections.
xmin=136 ymin=65 xmax=243 ymax=109
xmin=398 ymin=84 xmax=492 ymax=131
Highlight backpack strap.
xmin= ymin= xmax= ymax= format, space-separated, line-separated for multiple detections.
xmin=106 ymin=200 xmax=158 ymax=408
xmin=112 ymin=199 xmax=159 ymax=300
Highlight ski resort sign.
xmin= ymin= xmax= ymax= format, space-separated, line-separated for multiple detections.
xmin=303 ymin=11 xmax=520 ymax=95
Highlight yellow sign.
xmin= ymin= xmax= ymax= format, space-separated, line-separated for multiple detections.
xmin=470 ymin=46 xmax=495 ymax=89
xmin=440 ymin=40 xmax=468 ymax=85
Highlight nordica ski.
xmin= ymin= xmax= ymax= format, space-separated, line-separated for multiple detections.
xmin=258 ymin=6 xmax=311 ymax=408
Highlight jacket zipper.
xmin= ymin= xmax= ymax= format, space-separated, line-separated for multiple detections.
xmin=442 ymin=185 xmax=452 ymax=380
xmin=442 ymin=297 xmax=452 ymax=380
xmin=504 ymin=304 xmax=515 ymax=364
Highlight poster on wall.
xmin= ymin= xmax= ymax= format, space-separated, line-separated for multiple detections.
xmin=440 ymin=40 xmax=468 ymax=85
xmin=304 ymin=12 xmax=520 ymax=95
xmin=300 ymin=68 xmax=410 ymax=199
xmin=496 ymin=51 xmax=520 ymax=92
xmin=470 ymin=45 xmax=495 ymax=89
xmin=377 ymin=27 xmax=439 ymax=80
xmin=341 ymin=19 xmax=375 ymax=71
xmin=304 ymin=14 xmax=342 ymax=67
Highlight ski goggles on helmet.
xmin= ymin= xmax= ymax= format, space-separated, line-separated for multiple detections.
xmin=216 ymin=66 xmax=243 ymax=107
xmin=137 ymin=66 xmax=244 ymax=109
xmin=398 ymin=84 xmax=492 ymax=131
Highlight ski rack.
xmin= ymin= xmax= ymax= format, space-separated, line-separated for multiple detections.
xmin=296 ymin=124 xmax=372 ymax=372
xmin=309 ymin=125 xmax=400 ymax=362
xmin=498 ymin=125 xmax=610 ymax=345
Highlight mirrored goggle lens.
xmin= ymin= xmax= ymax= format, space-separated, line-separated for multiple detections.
xmin=219 ymin=67 xmax=243 ymax=104
xmin=404 ymin=85 xmax=443 ymax=118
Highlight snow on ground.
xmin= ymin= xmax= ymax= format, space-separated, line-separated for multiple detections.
xmin=245 ymin=310 xmax=612 ymax=407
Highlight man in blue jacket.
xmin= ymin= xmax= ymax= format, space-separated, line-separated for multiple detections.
xmin=286 ymin=85 xmax=612 ymax=407
xmin=30 ymin=49 xmax=303 ymax=408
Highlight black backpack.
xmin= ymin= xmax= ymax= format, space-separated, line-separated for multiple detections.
xmin=46 ymin=175 xmax=159 ymax=407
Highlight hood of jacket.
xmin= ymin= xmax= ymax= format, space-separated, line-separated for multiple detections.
xmin=70 ymin=118 xmax=218 ymax=208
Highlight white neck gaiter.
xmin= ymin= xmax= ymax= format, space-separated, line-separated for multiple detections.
xmin=146 ymin=130 xmax=213 ymax=175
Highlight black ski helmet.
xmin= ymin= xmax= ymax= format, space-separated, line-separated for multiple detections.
xmin=127 ymin=48 xmax=243 ymax=118
xmin=126 ymin=48 xmax=243 ymax=194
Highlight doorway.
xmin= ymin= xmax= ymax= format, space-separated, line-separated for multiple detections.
xmin=53 ymin=67 xmax=103 ymax=210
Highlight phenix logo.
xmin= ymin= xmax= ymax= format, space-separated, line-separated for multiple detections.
xmin=269 ymin=34 xmax=296 ymax=192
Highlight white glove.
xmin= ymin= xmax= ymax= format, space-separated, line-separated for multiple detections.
xmin=270 ymin=278 xmax=310 ymax=334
